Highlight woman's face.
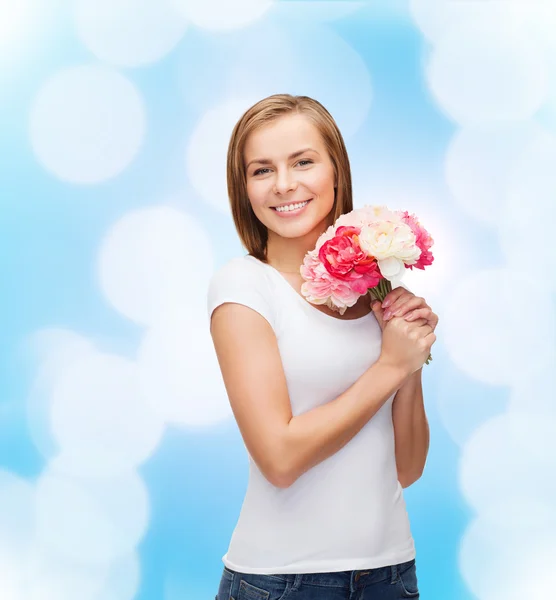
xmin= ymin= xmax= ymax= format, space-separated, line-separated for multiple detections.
xmin=243 ymin=113 xmax=337 ymax=241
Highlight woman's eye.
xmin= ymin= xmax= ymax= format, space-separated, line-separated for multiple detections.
xmin=252 ymin=160 xmax=312 ymax=176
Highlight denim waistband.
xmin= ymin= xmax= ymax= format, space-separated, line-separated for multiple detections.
xmin=226 ymin=558 xmax=415 ymax=591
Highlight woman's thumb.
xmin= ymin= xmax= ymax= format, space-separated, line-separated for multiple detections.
xmin=371 ymin=300 xmax=382 ymax=312
xmin=371 ymin=300 xmax=384 ymax=328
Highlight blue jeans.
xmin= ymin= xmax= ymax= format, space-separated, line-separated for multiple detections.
xmin=215 ymin=558 xmax=419 ymax=599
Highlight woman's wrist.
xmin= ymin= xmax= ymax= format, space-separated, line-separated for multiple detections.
xmin=375 ymin=355 xmax=413 ymax=387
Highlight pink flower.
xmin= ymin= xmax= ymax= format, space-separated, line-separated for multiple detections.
xmin=399 ymin=211 xmax=434 ymax=270
xmin=314 ymin=223 xmax=338 ymax=252
xmin=300 ymin=205 xmax=434 ymax=320
xmin=300 ymin=250 xmax=362 ymax=314
xmin=317 ymin=226 xmax=382 ymax=293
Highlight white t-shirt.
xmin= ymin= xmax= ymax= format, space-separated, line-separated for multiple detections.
xmin=207 ymin=254 xmax=415 ymax=575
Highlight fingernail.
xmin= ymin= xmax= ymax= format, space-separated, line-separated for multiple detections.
xmin=383 ymin=310 xmax=392 ymax=319
xmin=382 ymin=299 xmax=391 ymax=308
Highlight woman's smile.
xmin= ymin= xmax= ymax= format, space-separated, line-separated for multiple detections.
xmin=271 ymin=198 xmax=313 ymax=217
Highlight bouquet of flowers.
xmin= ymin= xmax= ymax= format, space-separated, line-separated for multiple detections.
xmin=300 ymin=205 xmax=434 ymax=363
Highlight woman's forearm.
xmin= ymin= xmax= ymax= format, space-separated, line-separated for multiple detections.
xmin=279 ymin=359 xmax=411 ymax=488
xmin=392 ymin=368 xmax=430 ymax=487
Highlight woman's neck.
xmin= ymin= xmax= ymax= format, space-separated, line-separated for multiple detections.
xmin=265 ymin=223 xmax=330 ymax=273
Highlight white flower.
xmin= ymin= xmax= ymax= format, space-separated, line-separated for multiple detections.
xmin=359 ymin=221 xmax=421 ymax=264
xmin=335 ymin=204 xmax=403 ymax=229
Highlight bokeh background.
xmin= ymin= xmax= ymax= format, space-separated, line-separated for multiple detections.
xmin=2 ymin=0 xmax=556 ymax=598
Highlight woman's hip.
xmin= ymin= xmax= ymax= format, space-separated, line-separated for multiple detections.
xmin=215 ymin=558 xmax=419 ymax=599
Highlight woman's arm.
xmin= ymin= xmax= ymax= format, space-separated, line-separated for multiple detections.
xmin=210 ymin=302 xmax=412 ymax=489
xmin=284 ymin=357 xmax=411 ymax=487
xmin=392 ymin=367 xmax=430 ymax=487
xmin=373 ymin=286 xmax=437 ymax=488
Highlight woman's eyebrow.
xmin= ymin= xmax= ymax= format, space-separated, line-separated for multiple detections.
xmin=246 ymin=147 xmax=319 ymax=169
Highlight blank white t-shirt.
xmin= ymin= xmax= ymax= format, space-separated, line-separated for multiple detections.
xmin=207 ymin=254 xmax=415 ymax=575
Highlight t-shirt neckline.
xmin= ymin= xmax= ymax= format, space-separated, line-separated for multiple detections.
xmin=245 ymin=255 xmax=374 ymax=324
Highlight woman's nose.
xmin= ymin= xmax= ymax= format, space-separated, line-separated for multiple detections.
xmin=273 ymin=171 xmax=298 ymax=195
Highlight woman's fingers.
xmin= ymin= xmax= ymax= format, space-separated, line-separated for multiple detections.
xmin=405 ymin=308 xmax=430 ymax=321
xmin=405 ymin=308 xmax=438 ymax=329
xmin=384 ymin=296 xmax=427 ymax=320
xmin=388 ymin=316 xmax=428 ymax=328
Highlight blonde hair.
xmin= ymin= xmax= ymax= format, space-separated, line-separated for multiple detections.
xmin=226 ymin=94 xmax=353 ymax=262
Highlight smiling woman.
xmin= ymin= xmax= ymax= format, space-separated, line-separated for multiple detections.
xmin=209 ymin=94 xmax=424 ymax=599
xmin=226 ymin=94 xmax=353 ymax=272
xmin=242 ymin=115 xmax=339 ymax=271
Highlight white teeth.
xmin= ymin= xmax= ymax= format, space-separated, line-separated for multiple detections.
xmin=275 ymin=200 xmax=308 ymax=213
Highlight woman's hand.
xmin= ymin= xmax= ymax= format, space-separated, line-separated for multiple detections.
xmin=376 ymin=313 xmax=435 ymax=375
xmin=371 ymin=287 xmax=438 ymax=333
xmin=370 ymin=287 xmax=438 ymax=373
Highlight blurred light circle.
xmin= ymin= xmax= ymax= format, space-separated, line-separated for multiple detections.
xmin=282 ymin=21 xmax=372 ymax=139
xmin=179 ymin=21 xmax=372 ymax=172
xmin=97 ymin=206 xmax=213 ymax=326
xmin=35 ymin=466 xmax=149 ymax=566
xmin=29 ymin=65 xmax=146 ymax=183
xmin=0 ymin=471 xmax=35 ymax=561
xmin=499 ymin=129 xmax=556 ymax=291
xmin=25 ymin=329 xmax=96 ymax=460
xmin=24 ymin=546 xmax=110 ymax=600
xmin=538 ymin=95 xmax=556 ymax=137
xmin=0 ymin=550 xmax=23 ymax=600
xmin=459 ymin=413 xmax=556 ymax=513
xmin=445 ymin=121 xmax=549 ymax=225
xmin=74 ymin=0 xmax=188 ymax=67
xmin=460 ymin=506 xmax=556 ymax=600
xmin=26 ymin=329 xmax=95 ymax=367
xmin=50 ymin=352 xmax=165 ymax=474
xmin=509 ymin=1 xmax=556 ymax=58
xmin=176 ymin=23 xmax=294 ymax=114
xmin=0 ymin=0 xmax=29 ymax=52
xmin=0 ymin=472 xmax=140 ymax=600
xmin=96 ymin=553 xmax=140 ymax=600
xmin=186 ymin=20 xmax=372 ymax=210
xmin=508 ymin=356 xmax=556 ymax=419
xmin=137 ymin=313 xmax=231 ymax=427
xmin=410 ymin=0 xmax=515 ymax=45
xmin=274 ymin=1 xmax=364 ymax=23
xmin=435 ymin=365 xmax=507 ymax=448
xmin=171 ymin=0 xmax=274 ymax=31
xmin=186 ymin=98 xmax=257 ymax=213
xmin=54 ymin=448 xmax=146 ymax=481
xmin=443 ymin=268 xmax=554 ymax=386
xmin=511 ymin=2 xmax=556 ymax=130
xmin=426 ymin=18 xmax=548 ymax=124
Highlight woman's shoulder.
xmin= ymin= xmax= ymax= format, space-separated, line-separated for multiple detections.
xmin=207 ymin=254 xmax=276 ymax=324
xmin=209 ymin=254 xmax=270 ymax=288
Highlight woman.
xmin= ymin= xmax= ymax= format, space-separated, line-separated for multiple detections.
xmin=208 ymin=94 xmax=438 ymax=600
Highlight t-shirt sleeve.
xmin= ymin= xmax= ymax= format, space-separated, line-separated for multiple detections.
xmin=206 ymin=258 xmax=276 ymax=328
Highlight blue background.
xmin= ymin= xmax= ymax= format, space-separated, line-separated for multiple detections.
xmin=2 ymin=1 xmax=555 ymax=599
